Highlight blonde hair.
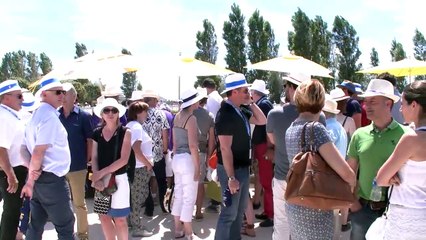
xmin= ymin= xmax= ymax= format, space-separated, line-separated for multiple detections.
xmin=294 ymin=79 xmax=325 ymax=114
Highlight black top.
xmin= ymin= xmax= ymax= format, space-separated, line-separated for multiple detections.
xmin=92 ymin=125 xmax=128 ymax=175
xmin=252 ymin=96 xmax=273 ymax=145
xmin=215 ymin=102 xmax=252 ymax=169
xmin=344 ymin=98 xmax=362 ymax=117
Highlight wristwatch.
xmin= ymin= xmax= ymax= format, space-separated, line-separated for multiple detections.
xmin=228 ymin=176 xmax=236 ymax=181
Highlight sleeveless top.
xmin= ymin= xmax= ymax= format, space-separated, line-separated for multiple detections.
xmin=390 ymin=160 xmax=426 ymax=208
xmin=173 ymin=114 xmax=193 ymax=154
xmin=92 ymin=125 xmax=128 ymax=175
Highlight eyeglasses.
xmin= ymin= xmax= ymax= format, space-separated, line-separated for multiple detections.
xmin=46 ymin=90 xmax=66 ymax=95
xmin=102 ymin=107 xmax=119 ymax=114
xmin=5 ymin=93 xmax=23 ymax=99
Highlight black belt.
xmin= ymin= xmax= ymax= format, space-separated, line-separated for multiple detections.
xmin=359 ymin=198 xmax=387 ymax=211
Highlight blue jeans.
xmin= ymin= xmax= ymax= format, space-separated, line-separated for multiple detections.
xmin=349 ymin=203 xmax=384 ymax=240
xmin=26 ymin=172 xmax=75 ymax=240
xmin=214 ymin=165 xmax=250 ymax=240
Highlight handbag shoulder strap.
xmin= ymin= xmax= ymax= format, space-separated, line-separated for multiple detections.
xmin=300 ymin=121 xmax=312 ymax=151
xmin=384 ymin=185 xmax=394 ymax=214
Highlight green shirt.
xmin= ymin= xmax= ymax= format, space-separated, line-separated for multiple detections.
xmin=347 ymin=120 xmax=409 ymax=201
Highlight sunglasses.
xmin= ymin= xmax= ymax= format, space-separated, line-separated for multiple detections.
xmin=5 ymin=93 xmax=23 ymax=99
xmin=46 ymin=90 xmax=66 ymax=95
xmin=102 ymin=107 xmax=119 ymax=114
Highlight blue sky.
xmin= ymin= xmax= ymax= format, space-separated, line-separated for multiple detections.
xmin=1 ymin=0 xmax=425 ymax=99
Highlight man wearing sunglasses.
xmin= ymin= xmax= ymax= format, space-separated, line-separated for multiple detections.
xmin=21 ymin=78 xmax=75 ymax=240
xmin=0 ymin=80 xmax=28 ymax=240
xmin=59 ymin=83 xmax=93 ymax=240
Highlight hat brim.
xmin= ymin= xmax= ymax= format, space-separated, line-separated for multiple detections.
xmin=181 ymin=94 xmax=205 ymax=109
xmin=221 ymin=83 xmax=251 ymax=95
xmin=322 ymin=107 xmax=340 ymax=114
xmin=249 ymin=86 xmax=269 ymax=95
xmin=282 ymin=76 xmax=302 ymax=86
xmin=94 ymin=103 xmax=126 ymax=118
xmin=332 ymin=96 xmax=350 ymax=102
xmin=21 ymin=101 xmax=40 ymax=112
xmin=35 ymin=82 xmax=63 ymax=97
xmin=141 ymin=94 xmax=160 ymax=100
xmin=359 ymin=91 xmax=400 ymax=103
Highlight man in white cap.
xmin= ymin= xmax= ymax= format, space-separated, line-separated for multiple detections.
xmin=347 ymin=79 xmax=409 ymax=239
xmin=214 ymin=73 xmax=266 ymax=240
xmin=0 ymin=80 xmax=27 ymax=240
xmin=59 ymin=83 xmax=93 ymax=240
xmin=21 ymin=78 xmax=75 ymax=240
xmin=249 ymin=79 xmax=274 ymax=227
xmin=265 ymin=72 xmax=309 ymax=240
xmin=322 ymin=97 xmax=347 ymax=157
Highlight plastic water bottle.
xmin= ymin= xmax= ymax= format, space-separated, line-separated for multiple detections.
xmin=370 ymin=179 xmax=382 ymax=201
xmin=223 ymin=187 xmax=232 ymax=207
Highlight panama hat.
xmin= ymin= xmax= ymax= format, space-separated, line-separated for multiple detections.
xmin=249 ymin=79 xmax=269 ymax=95
xmin=221 ymin=73 xmax=250 ymax=94
xmin=21 ymin=91 xmax=40 ymax=112
xmin=282 ymin=72 xmax=310 ymax=86
xmin=0 ymin=80 xmax=22 ymax=96
xmin=181 ymin=87 xmax=205 ymax=109
xmin=323 ymin=95 xmax=340 ymax=114
xmin=129 ymin=90 xmax=144 ymax=101
xmin=196 ymin=87 xmax=208 ymax=99
xmin=35 ymin=78 xmax=63 ymax=97
xmin=329 ymin=88 xmax=350 ymax=102
xmin=359 ymin=79 xmax=400 ymax=103
xmin=101 ymin=85 xmax=122 ymax=97
xmin=93 ymin=98 xmax=126 ymax=118
xmin=141 ymin=89 xmax=160 ymax=100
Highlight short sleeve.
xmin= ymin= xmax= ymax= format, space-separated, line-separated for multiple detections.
xmin=81 ymin=112 xmax=94 ymax=139
xmin=208 ymin=112 xmax=215 ymax=129
xmin=347 ymin=99 xmax=362 ymax=115
xmin=266 ymin=110 xmax=276 ymax=133
xmin=311 ymin=122 xmax=332 ymax=150
xmin=0 ymin=117 xmax=14 ymax=149
xmin=347 ymin=131 xmax=359 ymax=161
xmin=35 ymin=116 xmax=59 ymax=146
xmin=129 ymin=123 xmax=143 ymax=146
xmin=161 ymin=111 xmax=170 ymax=130
xmin=92 ymin=127 xmax=102 ymax=143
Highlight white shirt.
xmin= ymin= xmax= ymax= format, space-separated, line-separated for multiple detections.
xmin=126 ymin=121 xmax=153 ymax=168
xmin=0 ymin=104 xmax=26 ymax=167
xmin=24 ymin=102 xmax=70 ymax=177
xmin=206 ymin=90 xmax=223 ymax=120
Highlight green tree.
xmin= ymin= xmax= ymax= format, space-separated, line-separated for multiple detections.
xmin=120 ymin=48 xmax=138 ymax=99
xmin=268 ymin=72 xmax=282 ymax=103
xmin=26 ymin=52 xmax=39 ymax=81
xmin=413 ymin=29 xmax=426 ymax=81
xmin=223 ymin=3 xmax=247 ymax=73
xmin=247 ymin=9 xmax=279 ymax=83
xmin=332 ymin=16 xmax=363 ymax=83
xmin=288 ymin=8 xmax=312 ymax=58
xmin=370 ymin=47 xmax=380 ymax=67
xmin=39 ymin=52 xmax=52 ymax=76
xmin=390 ymin=39 xmax=407 ymax=91
xmin=195 ymin=19 xmax=218 ymax=63
xmin=75 ymin=42 xmax=88 ymax=59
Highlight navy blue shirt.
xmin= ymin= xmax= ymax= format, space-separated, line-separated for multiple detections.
xmin=59 ymin=106 xmax=94 ymax=172
xmin=252 ymin=96 xmax=273 ymax=145
xmin=344 ymin=98 xmax=362 ymax=117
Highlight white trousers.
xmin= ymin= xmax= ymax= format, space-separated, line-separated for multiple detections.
xmin=272 ymin=178 xmax=290 ymax=240
xmin=171 ymin=153 xmax=198 ymax=222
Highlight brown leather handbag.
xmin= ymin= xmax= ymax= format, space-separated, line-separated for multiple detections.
xmin=285 ymin=122 xmax=356 ymax=210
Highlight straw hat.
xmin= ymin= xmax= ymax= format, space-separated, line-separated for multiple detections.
xmin=221 ymin=73 xmax=250 ymax=94
xmin=181 ymin=87 xmax=205 ymax=109
xmin=282 ymin=72 xmax=310 ymax=86
xmin=359 ymin=79 xmax=400 ymax=103
xmin=141 ymin=89 xmax=160 ymax=100
xmin=249 ymin=79 xmax=269 ymax=95
xmin=129 ymin=90 xmax=144 ymax=101
xmin=329 ymin=88 xmax=350 ymax=102
xmin=323 ymin=95 xmax=340 ymax=114
xmin=101 ymin=85 xmax=122 ymax=97
xmin=93 ymin=98 xmax=126 ymax=118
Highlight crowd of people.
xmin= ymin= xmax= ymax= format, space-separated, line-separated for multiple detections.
xmin=0 ymin=71 xmax=425 ymax=240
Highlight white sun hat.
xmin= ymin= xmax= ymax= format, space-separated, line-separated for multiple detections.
xmin=180 ymin=87 xmax=205 ymax=109
xmin=141 ymin=89 xmax=160 ymax=100
xmin=21 ymin=91 xmax=40 ymax=112
xmin=129 ymin=90 xmax=144 ymax=101
xmin=249 ymin=79 xmax=269 ymax=95
xmin=282 ymin=72 xmax=310 ymax=86
xmin=93 ymin=98 xmax=126 ymax=118
xmin=0 ymin=80 xmax=22 ymax=96
xmin=323 ymin=95 xmax=340 ymax=114
xmin=329 ymin=88 xmax=350 ymax=102
xmin=359 ymin=79 xmax=400 ymax=103
xmin=35 ymin=78 xmax=63 ymax=97
xmin=101 ymin=85 xmax=122 ymax=97
xmin=221 ymin=73 xmax=251 ymax=94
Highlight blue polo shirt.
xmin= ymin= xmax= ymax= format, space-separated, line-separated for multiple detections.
xmin=59 ymin=106 xmax=94 ymax=172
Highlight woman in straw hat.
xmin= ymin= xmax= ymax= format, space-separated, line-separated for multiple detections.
xmin=376 ymin=80 xmax=426 ymax=239
xmin=171 ymin=87 xmax=205 ymax=240
xmin=91 ymin=98 xmax=131 ymax=240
